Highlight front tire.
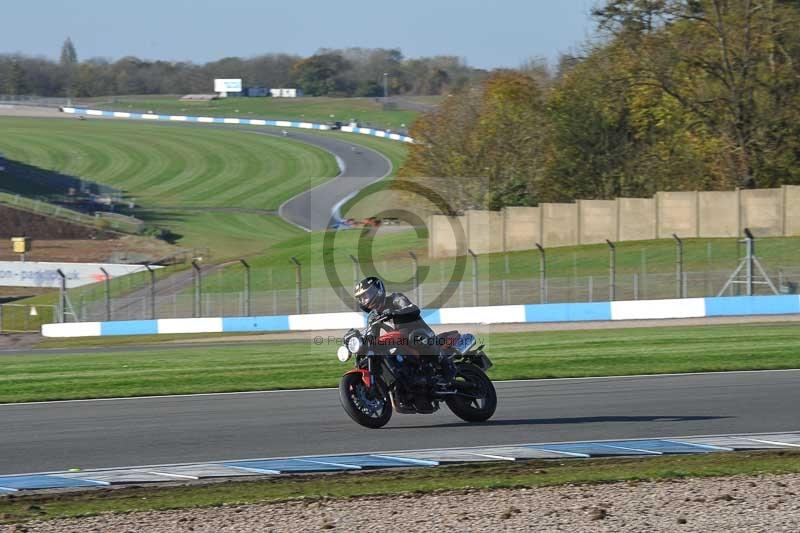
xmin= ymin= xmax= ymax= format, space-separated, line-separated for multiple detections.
xmin=445 ymin=364 xmax=497 ymax=422
xmin=339 ymin=373 xmax=392 ymax=429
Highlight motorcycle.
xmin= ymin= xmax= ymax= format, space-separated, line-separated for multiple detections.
xmin=336 ymin=311 xmax=497 ymax=428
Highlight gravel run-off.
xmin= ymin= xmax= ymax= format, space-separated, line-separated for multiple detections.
xmin=4 ymin=473 xmax=800 ymax=532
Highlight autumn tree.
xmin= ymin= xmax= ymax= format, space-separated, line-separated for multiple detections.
xmin=59 ymin=37 xmax=78 ymax=97
xmin=402 ymin=71 xmax=549 ymax=210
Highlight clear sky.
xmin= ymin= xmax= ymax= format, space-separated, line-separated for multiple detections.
xmin=1 ymin=0 xmax=596 ymax=69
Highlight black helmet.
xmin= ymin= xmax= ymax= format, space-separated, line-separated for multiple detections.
xmin=354 ymin=276 xmax=386 ymax=312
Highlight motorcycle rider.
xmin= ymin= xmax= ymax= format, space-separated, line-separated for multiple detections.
xmin=353 ymin=276 xmax=456 ymax=389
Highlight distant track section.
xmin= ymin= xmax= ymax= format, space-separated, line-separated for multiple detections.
xmin=59 ymin=107 xmax=415 ymax=143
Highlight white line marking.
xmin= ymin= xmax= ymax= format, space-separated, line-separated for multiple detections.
xmin=2 ymin=368 xmax=798 ymax=407
xmin=599 ymin=445 xmax=662 ymax=455
xmin=468 ymin=453 xmax=516 ymax=461
xmin=148 ymin=471 xmax=199 ymax=480
xmin=296 ymin=459 xmax=361 ymax=469
xmin=372 ymin=455 xmax=438 ymax=466
xmin=663 ymin=439 xmax=733 ymax=451
xmin=224 ymin=466 xmax=280 ymax=475
xmin=738 ymin=438 xmax=800 ymax=448
xmin=530 ymin=448 xmax=591 ymax=458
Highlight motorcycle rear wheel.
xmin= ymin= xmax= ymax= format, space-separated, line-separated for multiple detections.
xmin=445 ymin=364 xmax=497 ymax=422
xmin=339 ymin=373 xmax=393 ymax=429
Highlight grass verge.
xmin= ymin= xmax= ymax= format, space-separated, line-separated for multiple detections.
xmin=5 ymin=322 xmax=800 ymax=403
xmin=2 ymin=450 xmax=799 ymax=524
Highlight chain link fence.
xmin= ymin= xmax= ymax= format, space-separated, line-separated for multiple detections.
xmin=63 ymin=266 xmax=800 ymax=322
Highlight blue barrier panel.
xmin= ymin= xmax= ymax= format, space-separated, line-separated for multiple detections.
xmin=705 ymin=295 xmax=800 ymax=317
xmin=222 ymin=315 xmax=291 ymax=333
xmin=524 ymin=302 xmax=612 ymax=323
xmin=0 ymin=475 xmax=104 ymax=490
xmin=100 ymin=320 xmax=158 ymax=336
xmin=421 ymin=308 xmax=441 ymax=325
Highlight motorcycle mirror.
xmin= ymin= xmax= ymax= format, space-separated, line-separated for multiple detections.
xmin=337 ymin=346 xmax=352 ymax=362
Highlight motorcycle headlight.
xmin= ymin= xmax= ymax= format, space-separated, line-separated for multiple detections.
xmin=347 ymin=336 xmax=363 ymax=354
xmin=336 ymin=346 xmax=351 ymax=362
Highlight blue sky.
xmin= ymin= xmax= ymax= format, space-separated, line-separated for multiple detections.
xmin=2 ymin=0 xmax=595 ymax=69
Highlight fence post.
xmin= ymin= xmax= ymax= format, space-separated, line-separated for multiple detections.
xmin=290 ymin=257 xmax=302 ymax=314
xmin=192 ymin=261 xmax=202 ymax=317
xmin=673 ymin=234 xmax=685 ymax=298
xmin=348 ymin=254 xmax=360 ymax=286
xmin=536 ymin=243 xmax=547 ymax=304
xmin=145 ymin=264 xmax=156 ymax=319
xmin=56 ymin=269 xmax=67 ymax=323
xmin=606 ymin=240 xmax=616 ymax=302
xmin=0 ymin=304 xmax=3 ymax=333
xmin=468 ymin=249 xmax=478 ymax=306
xmin=240 ymin=259 xmax=251 ymax=316
xmin=409 ymin=251 xmax=420 ymax=304
xmin=99 ymin=268 xmax=111 ymax=320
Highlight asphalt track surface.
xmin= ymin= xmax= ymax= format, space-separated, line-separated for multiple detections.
xmin=264 ymin=130 xmax=392 ymax=231
xmin=1 ymin=370 xmax=798 ymax=475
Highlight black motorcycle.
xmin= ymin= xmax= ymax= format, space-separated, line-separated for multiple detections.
xmin=336 ymin=312 xmax=497 ymax=428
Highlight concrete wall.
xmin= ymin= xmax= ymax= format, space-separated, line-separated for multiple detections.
xmin=541 ymin=203 xmax=578 ymax=247
xmin=786 ymin=186 xmax=800 ymax=236
xmin=698 ymin=190 xmax=738 ymax=237
xmin=466 ymin=210 xmax=504 ymax=254
xmin=740 ymin=188 xmax=783 ymax=236
xmin=578 ymin=200 xmax=617 ymax=244
xmin=503 ymin=207 xmax=540 ymax=251
xmin=657 ymin=191 xmax=698 ymax=238
xmin=429 ymin=185 xmax=800 ymax=258
xmin=618 ymin=198 xmax=656 ymax=241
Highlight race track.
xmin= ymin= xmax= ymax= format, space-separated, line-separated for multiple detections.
xmin=1 ymin=369 xmax=798 ymax=475
xmin=262 ymin=130 xmax=392 ymax=230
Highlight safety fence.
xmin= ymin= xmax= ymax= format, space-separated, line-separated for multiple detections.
xmin=62 ymin=266 xmax=800 ymax=323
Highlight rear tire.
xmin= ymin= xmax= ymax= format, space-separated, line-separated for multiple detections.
xmin=339 ymin=373 xmax=392 ymax=429
xmin=445 ymin=364 xmax=497 ymax=422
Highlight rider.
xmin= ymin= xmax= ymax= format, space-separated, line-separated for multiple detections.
xmin=353 ymin=276 xmax=456 ymax=387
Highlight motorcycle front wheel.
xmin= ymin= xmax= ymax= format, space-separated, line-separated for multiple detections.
xmin=445 ymin=364 xmax=497 ymax=422
xmin=339 ymin=372 xmax=393 ymax=429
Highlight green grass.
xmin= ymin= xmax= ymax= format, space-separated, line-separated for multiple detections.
xmin=0 ymin=118 xmax=338 ymax=259
xmin=2 ymin=450 xmax=799 ymax=524
xmin=0 ymin=118 xmax=338 ymax=211
xmin=97 ymin=96 xmax=420 ymax=131
xmin=5 ymin=322 xmax=799 ymax=403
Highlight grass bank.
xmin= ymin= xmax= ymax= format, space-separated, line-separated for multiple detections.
xmin=1 ymin=450 xmax=798 ymax=524
xmin=5 ymin=322 xmax=799 ymax=403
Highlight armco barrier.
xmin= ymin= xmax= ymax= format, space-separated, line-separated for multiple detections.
xmin=41 ymin=295 xmax=800 ymax=338
xmin=60 ymin=107 xmax=414 ymax=143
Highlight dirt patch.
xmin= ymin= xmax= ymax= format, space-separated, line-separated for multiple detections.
xmin=0 ymin=204 xmax=112 ymax=240
xmin=0 ymin=236 xmax=178 ymax=264
xmin=5 ymin=473 xmax=800 ymax=532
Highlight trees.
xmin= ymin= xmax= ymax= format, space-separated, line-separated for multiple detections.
xmin=592 ymin=0 xmax=800 ymax=188
xmin=402 ymin=71 xmax=549 ymax=209
xmin=60 ymin=37 xmax=78 ymax=97
xmin=403 ymin=0 xmax=800 ymax=210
